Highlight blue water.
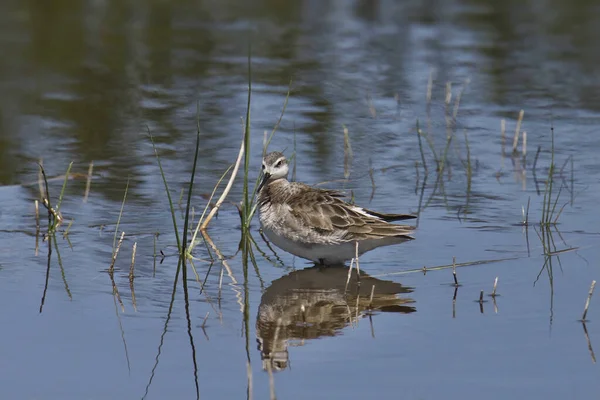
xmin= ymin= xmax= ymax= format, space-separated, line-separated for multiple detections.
xmin=0 ymin=1 xmax=599 ymax=399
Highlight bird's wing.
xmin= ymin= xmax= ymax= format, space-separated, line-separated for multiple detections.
xmin=289 ymin=188 xmax=415 ymax=240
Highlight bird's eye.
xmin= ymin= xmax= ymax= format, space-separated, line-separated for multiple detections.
xmin=275 ymin=161 xmax=282 ymax=168
xmin=262 ymin=165 xmax=265 ymax=170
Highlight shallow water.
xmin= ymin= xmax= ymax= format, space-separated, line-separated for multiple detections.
xmin=1 ymin=1 xmax=599 ymax=399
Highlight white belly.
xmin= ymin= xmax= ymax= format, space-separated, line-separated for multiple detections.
xmin=262 ymin=226 xmax=357 ymax=264
xmin=261 ymin=226 xmax=409 ymax=265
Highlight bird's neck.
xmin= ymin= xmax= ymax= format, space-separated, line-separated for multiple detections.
xmin=258 ymin=178 xmax=289 ymax=204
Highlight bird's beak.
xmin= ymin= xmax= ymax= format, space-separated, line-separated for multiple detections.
xmin=257 ymin=172 xmax=271 ymax=192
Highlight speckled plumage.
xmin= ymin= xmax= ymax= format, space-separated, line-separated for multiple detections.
xmin=257 ymin=152 xmax=416 ymax=264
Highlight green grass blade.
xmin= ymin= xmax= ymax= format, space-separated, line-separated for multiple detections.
xmin=52 ymin=231 xmax=72 ymax=300
xmin=56 ymin=161 xmax=73 ymax=213
xmin=242 ymin=42 xmax=253 ymax=229
xmin=244 ymin=80 xmax=292 ymax=226
xmin=549 ymin=183 xmax=564 ymax=222
xmin=38 ymin=163 xmax=53 ymax=229
xmin=148 ymin=127 xmax=181 ymax=252
xmin=263 ymin=78 xmax=292 ymax=153
xmin=113 ymin=176 xmax=129 ymax=252
xmin=181 ymin=102 xmax=202 ymax=297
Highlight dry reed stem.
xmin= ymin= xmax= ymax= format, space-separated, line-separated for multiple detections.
xmin=445 ymin=82 xmax=452 ymax=105
xmin=512 ymin=109 xmax=524 ymax=153
xmin=522 ymin=132 xmax=527 ymax=157
xmin=373 ymin=256 xmax=520 ymax=278
xmin=343 ymin=125 xmax=353 ymax=180
xmin=369 ymin=284 xmax=375 ymax=308
xmin=38 ymin=158 xmax=44 ymax=200
xmin=201 ymin=312 xmax=210 ymax=328
xmin=491 ymin=276 xmax=499 ymax=297
xmin=109 ymin=231 xmax=126 ymax=312
xmin=201 ymin=231 xmax=244 ymax=312
xmin=344 ymin=243 xmax=362 ymax=292
xmin=452 ymin=256 xmax=459 ymax=286
xmin=426 ymin=69 xmax=434 ymax=104
xmin=199 ymin=138 xmax=245 ymax=231
xmin=479 ymin=290 xmax=484 ymax=303
xmin=113 ymin=284 xmax=125 ymax=313
xmin=246 ymin=361 xmax=253 ymax=400
xmin=42 ymin=198 xmax=63 ymax=226
xmin=218 ymin=266 xmax=224 ymax=301
xmin=35 ymin=228 xmax=40 ymax=257
xmin=445 ymin=82 xmax=453 ymax=140
xmin=581 ymin=322 xmax=596 ymax=364
xmin=263 ymin=130 xmax=268 ymax=156
xmin=83 ymin=161 xmax=93 ymax=203
xmin=109 ymin=231 xmax=125 ymax=274
xmin=34 ymin=200 xmax=39 ymax=230
xmin=345 ymin=257 xmax=354 ymax=293
xmin=416 ymin=123 xmax=429 ymax=175
xmin=129 ymin=242 xmax=137 ymax=312
xmin=355 ymin=292 xmax=360 ymax=322
xmin=582 ymin=280 xmax=596 ymax=321
xmin=267 ymin=356 xmax=277 ymax=400
xmin=452 ymin=287 xmax=458 ymax=318
xmin=355 ymin=241 xmax=361 ymax=277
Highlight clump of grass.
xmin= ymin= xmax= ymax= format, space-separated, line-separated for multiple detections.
xmin=56 ymin=161 xmax=73 ymax=215
xmin=37 ymin=162 xmax=73 ymax=232
xmin=241 ymin=45 xmax=254 ymax=231
xmin=147 ymin=106 xmax=202 ymax=400
xmin=37 ymin=162 xmax=76 ymax=313
xmin=540 ymin=125 xmax=566 ymax=226
xmin=149 ymin=128 xmax=182 ymax=252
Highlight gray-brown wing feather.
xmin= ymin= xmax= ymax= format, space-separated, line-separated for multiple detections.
xmin=289 ymin=188 xmax=415 ymax=241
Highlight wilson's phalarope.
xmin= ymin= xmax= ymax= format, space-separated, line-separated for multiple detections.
xmin=257 ymin=152 xmax=416 ymax=265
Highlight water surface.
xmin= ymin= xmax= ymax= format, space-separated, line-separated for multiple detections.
xmin=1 ymin=1 xmax=599 ymax=399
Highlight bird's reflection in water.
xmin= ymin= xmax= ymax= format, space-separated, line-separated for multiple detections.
xmin=256 ymin=265 xmax=416 ymax=371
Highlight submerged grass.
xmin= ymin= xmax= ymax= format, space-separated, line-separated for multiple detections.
xmin=540 ymin=125 xmax=569 ymax=226
xmin=541 ymin=125 xmax=556 ymax=225
xmin=146 ymin=109 xmax=202 ymax=398
xmin=37 ymin=162 xmax=75 ymax=313
xmin=38 ymin=163 xmax=70 ymax=232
